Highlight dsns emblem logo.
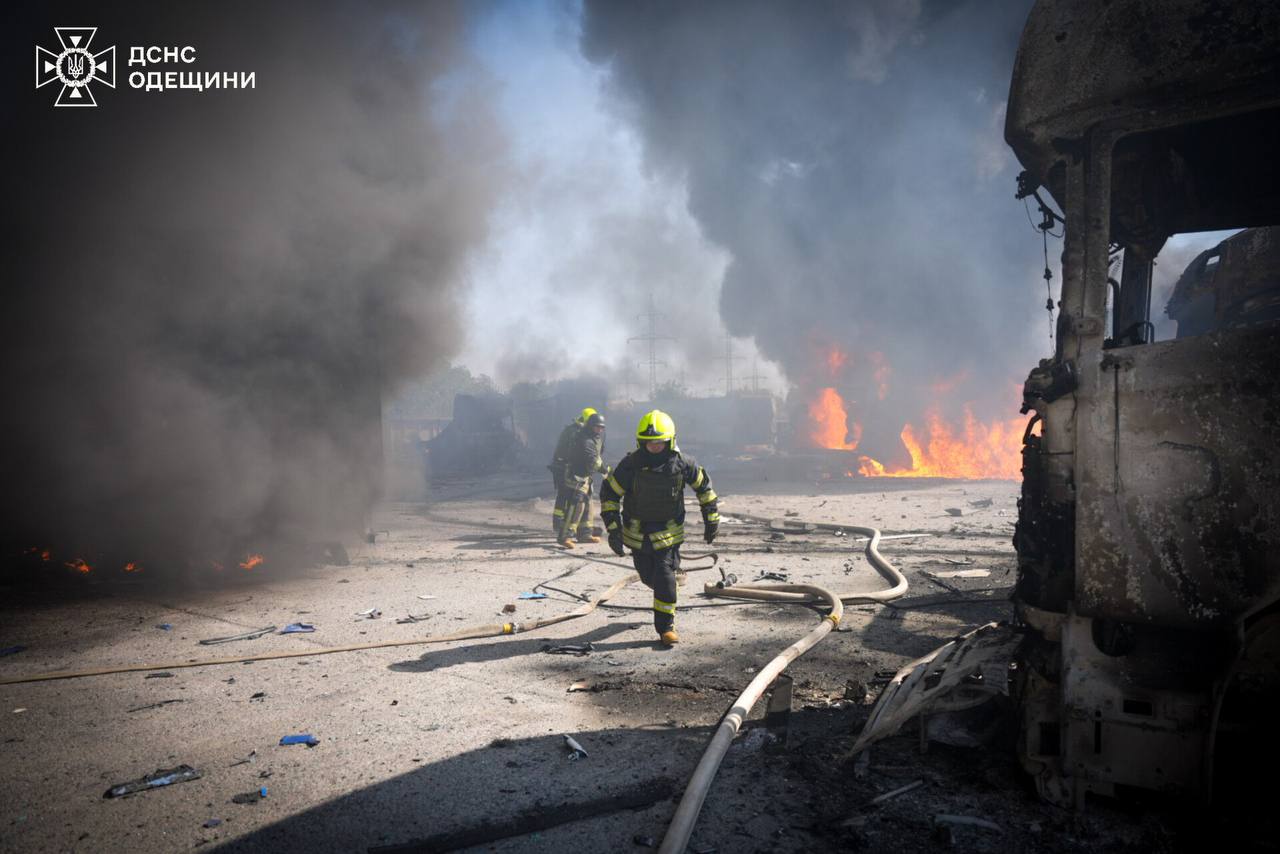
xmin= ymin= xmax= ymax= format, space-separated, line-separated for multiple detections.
xmin=36 ymin=27 xmax=116 ymax=107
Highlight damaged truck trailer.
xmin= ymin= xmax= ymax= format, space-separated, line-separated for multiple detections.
xmin=1005 ymin=0 xmax=1280 ymax=814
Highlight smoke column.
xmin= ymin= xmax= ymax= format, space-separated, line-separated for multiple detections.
xmin=3 ymin=2 xmax=503 ymax=565
xmin=581 ymin=0 xmax=1046 ymax=463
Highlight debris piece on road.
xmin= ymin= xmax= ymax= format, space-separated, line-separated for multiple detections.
xmin=104 ymin=765 xmax=202 ymax=798
xmin=542 ymin=642 xmax=594 ymax=656
xmin=932 ymin=569 xmax=990 ymax=579
xmin=568 ymin=680 xmax=625 ymax=693
xmin=396 ymin=614 xmax=430 ymax=624
xmin=934 ymin=814 xmax=1003 ymax=833
xmin=199 ymin=626 xmax=276 ymax=645
xmin=868 ymin=779 xmax=924 ymax=805
xmin=501 ymin=604 xmax=517 ymax=614
xmin=944 ymin=508 xmax=964 ymax=516
xmin=279 ymin=734 xmax=319 ymax=747
xmin=203 ymin=818 xmax=223 ymax=828
xmin=767 ymin=532 xmax=786 ymax=541
xmin=156 ymin=624 xmax=172 ymax=631
xmin=968 ymin=498 xmax=994 ymax=508
xmin=755 ymin=571 xmax=789 ymax=582
xmin=13 ymin=708 xmax=28 ymax=714
xmin=416 ymin=594 xmax=437 ymax=600
xmin=563 ymin=734 xmax=589 ymax=759
xmin=634 ymin=835 xmax=656 ymax=847
xmin=784 ymin=510 xmax=799 ymax=517
xmin=942 ymin=557 xmax=973 ymax=565
xmin=231 ymin=788 xmax=267 ymax=804
xmin=126 ymin=698 xmax=187 ymax=713
xmin=517 ymin=591 xmax=548 ymax=600
xmin=354 ymin=608 xmax=381 ymax=620
xmin=229 ymin=750 xmax=257 ymax=767
xmin=145 ymin=672 xmax=175 ymax=679
xmin=0 ymin=645 xmax=28 ymax=657
xmin=250 ymin=692 xmax=266 ymax=701
xmin=279 ymin=623 xmax=315 ymax=634
xmin=368 ymin=778 xmax=676 ymax=853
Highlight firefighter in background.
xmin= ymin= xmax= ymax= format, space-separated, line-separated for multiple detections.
xmin=600 ymin=410 xmax=719 ymax=645
xmin=550 ymin=407 xmax=597 ymax=534
xmin=557 ymin=412 xmax=608 ymax=548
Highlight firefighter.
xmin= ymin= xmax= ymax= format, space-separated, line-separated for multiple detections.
xmin=600 ymin=410 xmax=719 ymax=645
xmin=557 ymin=412 xmax=608 ymax=548
xmin=550 ymin=407 xmax=597 ymax=534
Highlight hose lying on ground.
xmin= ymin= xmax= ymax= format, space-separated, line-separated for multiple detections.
xmin=660 ymin=516 xmax=906 ymax=854
xmin=0 ymin=554 xmax=719 ymax=686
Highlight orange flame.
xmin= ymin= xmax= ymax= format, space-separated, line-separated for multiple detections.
xmin=825 ymin=348 xmax=848 ymax=376
xmin=808 ymin=387 xmax=861 ymax=450
xmin=239 ymin=554 xmax=264 ymax=570
xmin=65 ymin=558 xmax=93 ymax=573
xmin=41 ymin=549 xmax=51 ymax=562
xmin=859 ymin=407 xmax=1025 ymax=480
xmin=124 ymin=561 xmax=142 ymax=573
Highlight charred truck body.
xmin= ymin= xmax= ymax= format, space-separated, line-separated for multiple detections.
xmin=1007 ymin=0 xmax=1280 ymax=809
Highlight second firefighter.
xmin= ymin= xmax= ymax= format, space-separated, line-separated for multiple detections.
xmin=600 ymin=410 xmax=719 ymax=646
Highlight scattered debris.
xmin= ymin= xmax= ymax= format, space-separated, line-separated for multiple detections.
xmin=784 ymin=510 xmax=799 ymax=517
xmin=868 ymin=779 xmax=924 ymax=805
xmin=943 ymin=508 xmax=964 ymax=516
xmin=633 ymin=834 xmax=656 ymax=847
xmin=354 ymin=608 xmax=381 ymax=620
xmin=231 ymin=787 xmax=268 ymax=804
xmin=145 ymin=672 xmax=175 ymax=679
xmin=155 ymin=624 xmax=172 ymax=631
xmin=229 ymin=750 xmax=257 ymax=767
xmin=199 ymin=626 xmax=275 ymax=645
xmin=501 ymin=604 xmax=517 ymax=614
xmin=968 ymin=498 xmax=994 ymax=508
xmin=0 ymin=645 xmax=28 ymax=657
xmin=13 ymin=708 xmax=28 ymax=714
xmin=563 ymin=734 xmax=588 ymax=759
xmin=280 ymin=733 xmax=319 ymax=747
xmin=767 ymin=532 xmax=787 ymax=541
xmin=542 ymin=642 xmax=594 ymax=656
xmin=567 ymin=680 xmax=625 ymax=693
xmin=104 ymin=765 xmax=202 ymax=798
xmin=126 ymin=698 xmax=187 ymax=713
xmin=931 ymin=569 xmax=990 ymax=579
xmin=416 ymin=594 xmax=437 ymax=600
xmin=279 ymin=623 xmax=315 ymax=634
xmin=755 ymin=570 xmax=789 ymax=582
xmin=250 ymin=692 xmax=266 ymax=701
xmin=517 ymin=592 xmax=547 ymax=600
xmin=396 ymin=614 xmax=430 ymax=624
xmin=203 ymin=818 xmax=223 ymax=828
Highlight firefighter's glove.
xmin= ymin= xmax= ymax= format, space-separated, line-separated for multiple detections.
xmin=703 ymin=521 xmax=719 ymax=545
xmin=608 ymin=529 xmax=626 ymax=556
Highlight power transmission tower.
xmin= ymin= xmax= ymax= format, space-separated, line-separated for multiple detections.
xmin=743 ymin=354 xmax=768 ymax=394
xmin=628 ymin=294 xmax=673 ymax=401
xmin=713 ymin=335 xmax=745 ymax=397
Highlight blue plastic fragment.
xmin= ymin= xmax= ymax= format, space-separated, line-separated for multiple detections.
xmin=279 ymin=623 xmax=315 ymax=634
xmin=279 ymin=734 xmax=319 ymax=746
xmin=517 ymin=592 xmax=547 ymax=600
xmin=0 ymin=645 xmax=27 ymax=657
xmin=156 ymin=624 xmax=172 ymax=631
xmin=259 ymin=786 xmax=268 ymax=797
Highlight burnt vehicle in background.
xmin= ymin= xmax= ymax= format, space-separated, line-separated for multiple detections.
xmin=1007 ymin=0 xmax=1280 ymax=813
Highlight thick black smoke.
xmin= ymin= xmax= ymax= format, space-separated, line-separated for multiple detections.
xmin=3 ymin=2 xmax=503 ymax=566
xmin=582 ymin=0 xmax=1046 ymax=462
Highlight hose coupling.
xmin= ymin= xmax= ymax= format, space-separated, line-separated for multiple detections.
xmin=824 ymin=613 xmax=841 ymax=627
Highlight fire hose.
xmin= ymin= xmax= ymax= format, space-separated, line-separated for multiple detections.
xmin=0 ymin=554 xmax=720 ymax=686
xmin=659 ymin=516 xmax=905 ymax=854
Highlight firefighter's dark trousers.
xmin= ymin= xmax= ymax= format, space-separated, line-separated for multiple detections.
xmin=633 ymin=545 xmax=679 ymax=634
xmin=557 ymin=487 xmax=593 ymax=542
xmin=550 ymin=466 xmax=567 ymax=532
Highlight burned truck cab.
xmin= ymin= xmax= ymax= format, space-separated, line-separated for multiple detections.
xmin=1005 ymin=1 xmax=1280 ymax=809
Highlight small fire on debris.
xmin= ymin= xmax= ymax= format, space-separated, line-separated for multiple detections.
xmin=808 ymin=387 xmax=862 ymax=450
xmin=65 ymin=557 xmax=93 ymax=573
xmin=123 ymin=561 xmax=142 ymax=573
xmin=239 ymin=554 xmax=265 ymax=571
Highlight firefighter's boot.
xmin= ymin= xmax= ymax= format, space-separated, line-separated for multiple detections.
xmin=660 ymin=629 xmax=679 ymax=646
xmin=557 ymin=538 xmax=576 ymax=550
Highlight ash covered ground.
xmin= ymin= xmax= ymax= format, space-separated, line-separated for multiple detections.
xmin=0 ymin=467 xmax=1199 ymax=853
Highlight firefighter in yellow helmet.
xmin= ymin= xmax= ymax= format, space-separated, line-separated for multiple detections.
xmin=557 ymin=412 xmax=609 ymax=548
xmin=600 ymin=410 xmax=719 ymax=645
xmin=549 ymin=407 xmax=597 ymax=535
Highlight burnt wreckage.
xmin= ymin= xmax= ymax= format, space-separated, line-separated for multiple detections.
xmin=856 ymin=0 xmax=1280 ymax=818
xmin=1007 ymin=0 xmax=1280 ymax=809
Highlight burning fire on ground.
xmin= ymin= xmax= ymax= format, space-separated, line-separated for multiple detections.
xmin=807 ymin=351 xmax=1026 ymax=480
xmin=239 ymin=554 xmax=265 ymax=570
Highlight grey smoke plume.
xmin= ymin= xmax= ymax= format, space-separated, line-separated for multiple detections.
xmin=581 ymin=0 xmax=1047 ymax=462
xmin=3 ymin=2 xmax=503 ymax=566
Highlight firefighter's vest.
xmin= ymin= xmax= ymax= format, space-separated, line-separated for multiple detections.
xmin=627 ymin=468 xmax=683 ymax=522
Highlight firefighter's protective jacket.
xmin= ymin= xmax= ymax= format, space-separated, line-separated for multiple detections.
xmin=563 ymin=430 xmax=607 ymax=494
xmin=550 ymin=421 xmax=579 ymax=473
xmin=600 ymin=447 xmax=718 ymax=552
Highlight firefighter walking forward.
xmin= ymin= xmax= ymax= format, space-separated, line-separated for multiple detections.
xmin=550 ymin=407 xmax=597 ymax=534
xmin=600 ymin=410 xmax=719 ymax=645
xmin=557 ymin=412 xmax=609 ymax=548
